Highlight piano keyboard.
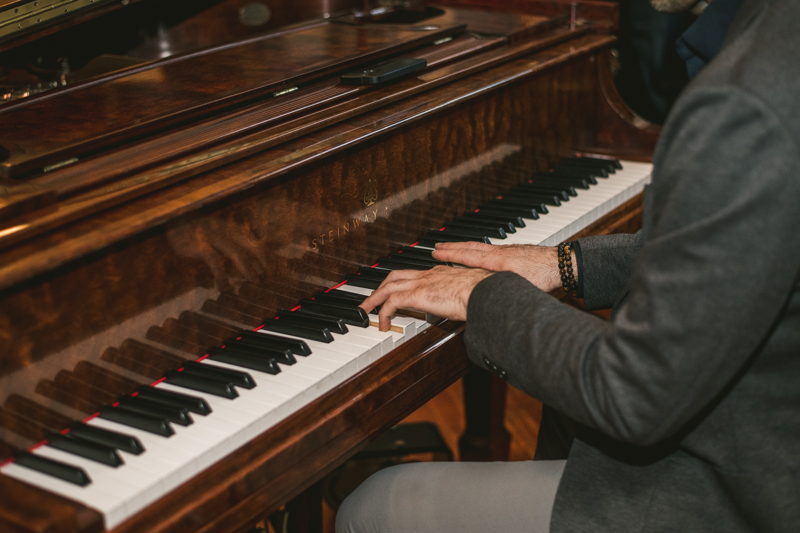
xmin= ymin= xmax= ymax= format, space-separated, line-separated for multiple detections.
xmin=0 ymin=157 xmax=652 ymax=530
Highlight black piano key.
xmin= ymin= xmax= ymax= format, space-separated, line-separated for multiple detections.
xmin=485 ymin=198 xmax=550 ymax=214
xmin=453 ymin=214 xmax=516 ymax=233
xmin=501 ymin=190 xmax=566 ymax=204
xmin=181 ymin=361 xmax=256 ymax=389
xmin=67 ymin=422 xmax=144 ymax=455
xmin=165 ymin=370 xmax=238 ymax=399
xmin=475 ymin=204 xmax=540 ymax=220
xmin=15 ymin=451 xmax=91 ymax=486
xmin=311 ymin=292 xmax=370 ymax=308
xmin=207 ymin=349 xmax=282 ymax=374
xmin=445 ymin=220 xmax=512 ymax=235
xmin=260 ymin=320 xmax=334 ymax=342
xmin=315 ymin=289 xmax=365 ymax=302
xmin=237 ymin=330 xmax=312 ymax=356
xmin=562 ymin=156 xmax=619 ymax=172
xmin=387 ymin=252 xmax=442 ymax=264
xmin=298 ymin=299 xmax=370 ymax=327
xmin=276 ymin=310 xmax=349 ymax=334
xmin=324 ymin=290 xmax=367 ymax=303
xmin=345 ymin=275 xmax=381 ymax=289
xmin=495 ymin=193 xmax=561 ymax=207
xmin=117 ymin=396 xmax=194 ymax=427
xmin=514 ymin=181 xmax=578 ymax=197
xmin=521 ymin=177 xmax=587 ymax=191
xmin=99 ymin=405 xmax=175 ymax=436
xmin=461 ymin=211 xmax=526 ymax=228
xmin=381 ymin=255 xmax=439 ymax=267
xmin=355 ymin=267 xmax=389 ymax=280
xmin=376 ymin=258 xmax=433 ymax=271
xmin=555 ymin=162 xmax=609 ymax=176
xmin=547 ymin=166 xmax=604 ymax=179
xmin=437 ymin=226 xmax=507 ymax=239
xmin=420 ymin=231 xmax=491 ymax=244
xmin=510 ymin=185 xmax=572 ymax=200
xmin=46 ymin=434 xmax=123 ymax=467
xmin=135 ymin=386 xmax=211 ymax=415
xmin=533 ymin=172 xmax=597 ymax=186
xmin=395 ymin=246 xmax=438 ymax=259
xmin=222 ymin=340 xmax=297 ymax=365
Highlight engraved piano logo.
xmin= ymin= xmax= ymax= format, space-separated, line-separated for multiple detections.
xmin=363 ymin=179 xmax=378 ymax=206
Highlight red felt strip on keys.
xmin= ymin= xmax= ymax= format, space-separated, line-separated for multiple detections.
xmin=83 ymin=412 xmax=100 ymax=423
xmin=150 ymin=377 xmax=166 ymax=386
xmin=28 ymin=439 xmax=48 ymax=452
xmin=197 ymin=354 xmax=210 ymax=361
xmin=326 ymin=280 xmax=347 ymax=292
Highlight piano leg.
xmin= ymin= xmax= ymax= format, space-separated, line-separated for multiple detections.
xmin=458 ymin=368 xmax=511 ymax=462
xmin=283 ymin=480 xmax=324 ymax=533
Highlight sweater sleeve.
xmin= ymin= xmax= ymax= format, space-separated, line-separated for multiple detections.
xmin=575 ymin=232 xmax=643 ymax=310
xmin=465 ymin=85 xmax=800 ymax=445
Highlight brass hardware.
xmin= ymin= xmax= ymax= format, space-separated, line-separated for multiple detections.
xmin=0 ymin=0 xmax=111 ymax=38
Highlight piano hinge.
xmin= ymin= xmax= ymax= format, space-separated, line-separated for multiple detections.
xmin=42 ymin=157 xmax=78 ymax=172
xmin=272 ymin=86 xmax=299 ymax=98
xmin=0 ymin=0 xmax=109 ymax=39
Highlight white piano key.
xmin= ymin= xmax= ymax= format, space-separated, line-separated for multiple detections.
xmin=2 ymin=463 xmax=129 ymax=529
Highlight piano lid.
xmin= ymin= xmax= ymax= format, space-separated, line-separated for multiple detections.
xmin=0 ymin=17 xmax=466 ymax=178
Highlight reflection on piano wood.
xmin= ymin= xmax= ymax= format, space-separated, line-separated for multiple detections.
xmin=0 ymin=1 xmax=658 ymax=532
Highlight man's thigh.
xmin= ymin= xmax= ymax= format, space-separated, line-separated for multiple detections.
xmin=336 ymin=459 xmax=566 ymax=533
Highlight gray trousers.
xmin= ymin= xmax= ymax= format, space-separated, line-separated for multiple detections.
xmin=336 ymin=460 xmax=566 ymax=533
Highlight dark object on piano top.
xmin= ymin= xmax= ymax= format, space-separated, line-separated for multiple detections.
xmin=340 ymin=58 xmax=427 ymax=85
xmin=67 ymin=422 xmax=144 ymax=455
xmin=46 ymin=434 xmax=122 ymax=467
xmin=15 ymin=451 xmax=91 ymax=487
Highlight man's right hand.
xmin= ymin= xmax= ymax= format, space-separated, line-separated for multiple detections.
xmin=431 ymin=241 xmax=567 ymax=293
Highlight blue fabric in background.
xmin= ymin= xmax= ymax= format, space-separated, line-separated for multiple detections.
xmin=676 ymin=0 xmax=745 ymax=78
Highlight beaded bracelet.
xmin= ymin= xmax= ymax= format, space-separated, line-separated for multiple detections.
xmin=557 ymin=242 xmax=578 ymax=296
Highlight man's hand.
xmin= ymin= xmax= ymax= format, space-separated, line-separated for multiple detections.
xmin=359 ymin=265 xmax=494 ymax=331
xmin=431 ymin=242 xmax=565 ymax=292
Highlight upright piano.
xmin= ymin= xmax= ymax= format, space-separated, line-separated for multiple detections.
xmin=0 ymin=1 xmax=658 ymax=531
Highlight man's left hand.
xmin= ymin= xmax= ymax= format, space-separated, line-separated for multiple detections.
xmin=359 ymin=265 xmax=493 ymax=331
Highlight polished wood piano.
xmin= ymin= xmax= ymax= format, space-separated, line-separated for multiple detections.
xmin=0 ymin=1 xmax=658 ymax=531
